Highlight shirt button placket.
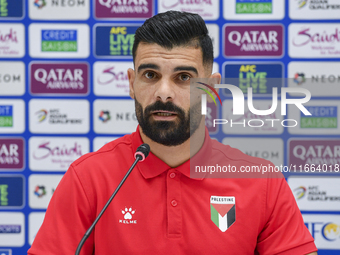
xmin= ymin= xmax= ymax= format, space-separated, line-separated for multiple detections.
xmin=167 ymin=170 xmax=182 ymax=238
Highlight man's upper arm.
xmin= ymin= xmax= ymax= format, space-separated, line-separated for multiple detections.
xmin=27 ymin=165 xmax=95 ymax=254
xmin=256 ymin=176 xmax=318 ymax=255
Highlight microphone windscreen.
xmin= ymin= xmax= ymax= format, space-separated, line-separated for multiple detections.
xmin=136 ymin=143 xmax=150 ymax=158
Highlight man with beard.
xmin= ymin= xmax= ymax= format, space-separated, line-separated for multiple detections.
xmin=28 ymin=11 xmax=317 ymax=255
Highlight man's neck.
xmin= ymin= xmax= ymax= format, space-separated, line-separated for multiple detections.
xmin=138 ymin=122 xmax=206 ymax=168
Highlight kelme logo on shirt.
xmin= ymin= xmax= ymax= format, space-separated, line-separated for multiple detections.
xmin=210 ymin=196 xmax=235 ymax=232
xmin=119 ymin=207 xmax=137 ymax=224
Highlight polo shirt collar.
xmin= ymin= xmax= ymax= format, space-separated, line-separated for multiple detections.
xmin=131 ymin=126 xmax=212 ymax=180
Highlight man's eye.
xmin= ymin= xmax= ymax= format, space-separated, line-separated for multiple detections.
xmin=144 ymin=72 xmax=156 ymax=79
xmin=179 ymin=74 xmax=190 ymax=81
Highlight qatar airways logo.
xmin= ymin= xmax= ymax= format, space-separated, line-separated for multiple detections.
xmin=95 ymin=0 xmax=153 ymax=19
xmin=293 ymin=27 xmax=340 ymax=47
xmin=30 ymin=63 xmax=89 ymax=95
xmin=224 ymin=25 xmax=283 ymax=57
xmin=162 ymin=0 xmax=212 ymax=9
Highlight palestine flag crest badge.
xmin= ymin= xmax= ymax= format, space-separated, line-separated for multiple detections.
xmin=210 ymin=196 xmax=236 ymax=232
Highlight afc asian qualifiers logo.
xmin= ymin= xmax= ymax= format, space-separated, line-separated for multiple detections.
xmin=210 ymin=196 xmax=235 ymax=232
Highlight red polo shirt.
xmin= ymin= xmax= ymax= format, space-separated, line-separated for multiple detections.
xmin=28 ymin=128 xmax=317 ymax=255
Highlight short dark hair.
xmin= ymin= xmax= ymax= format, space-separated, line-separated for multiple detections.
xmin=132 ymin=11 xmax=213 ymax=68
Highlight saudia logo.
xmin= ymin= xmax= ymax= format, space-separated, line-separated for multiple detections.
xmin=110 ymin=27 xmax=134 ymax=56
xmin=33 ymin=141 xmax=83 ymax=160
xmin=97 ymin=66 xmax=129 ymax=85
xmin=198 ymin=83 xmax=312 ymax=128
xmin=162 ymin=0 xmax=212 ymax=9
xmin=0 ymin=28 xmax=18 ymax=44
xmin=293 ymin=28 xmax=340 ymax=47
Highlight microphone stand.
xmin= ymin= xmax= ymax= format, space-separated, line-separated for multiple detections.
xmin=75 ymin=155 xmax=143 ymax=255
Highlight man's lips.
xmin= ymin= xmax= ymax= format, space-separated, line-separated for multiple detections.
xmin=151 ymin=110 xmax=178 ymax=120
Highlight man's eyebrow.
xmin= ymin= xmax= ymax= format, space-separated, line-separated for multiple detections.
xmin=137 ymin=63 xmax=159 ymax=73
xmin=174 ymin=66 xmax=198 ymax=75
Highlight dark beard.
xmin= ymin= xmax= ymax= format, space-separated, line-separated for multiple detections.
xmin=134 ymin=98 xmax=202 ymax=146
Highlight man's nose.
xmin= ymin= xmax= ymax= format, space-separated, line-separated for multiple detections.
xmin=154 ymin=79 xmax=175 ymax=102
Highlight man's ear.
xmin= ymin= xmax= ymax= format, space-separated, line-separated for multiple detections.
xmin=207 ymin=72 xmax=221 ymax=102
xmin=127 ymin=68 xmax=135 ymax=99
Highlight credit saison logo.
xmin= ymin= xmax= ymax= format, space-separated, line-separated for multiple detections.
xmin=41 ymin=29 xmax=77 ymax=52
xmin=110 ymin=26 xmax=134 ymax=56
xmin=198 ymin=83 xmax=312 ymax=128
xmin=0 ymin=105 xmax=12 ymax=127
xmin=236 ymin=0 xmax=272 ymax=14
xmin=301 ymin=106 xmax=337 ymax=128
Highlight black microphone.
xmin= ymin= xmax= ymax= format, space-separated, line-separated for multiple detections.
xmin=75 ymin=143 xmax=150 ymax=255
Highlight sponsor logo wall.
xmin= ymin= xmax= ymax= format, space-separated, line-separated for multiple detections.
xmin=0 ymin=0 xmax=339 ymax=254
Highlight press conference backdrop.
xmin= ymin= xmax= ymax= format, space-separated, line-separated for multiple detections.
xmin=0 ymin=0 xmax=339 ymax=254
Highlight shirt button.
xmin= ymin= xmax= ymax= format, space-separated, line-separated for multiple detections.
xmin=169 ymin=172 xmax=176 ymax=178
xmin=171 ymin=200 xmax=178 ymax=207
